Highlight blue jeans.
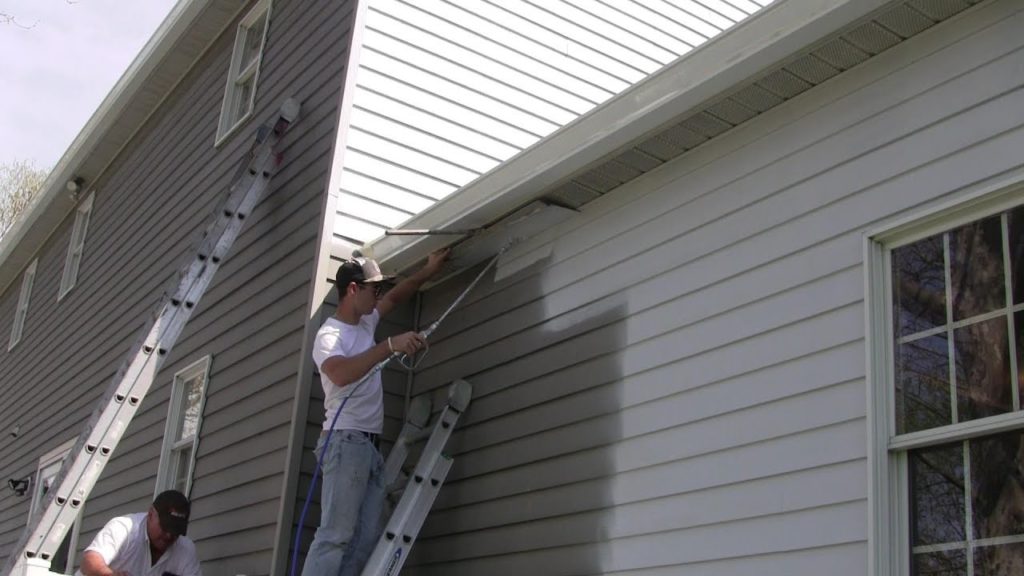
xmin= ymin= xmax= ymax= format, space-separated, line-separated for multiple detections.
xmin=301 ymin=430 xmax=385 ymax=576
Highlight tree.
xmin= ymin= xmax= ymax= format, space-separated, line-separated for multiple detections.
xmin=0 ymin=159 xmax=49 ymax=239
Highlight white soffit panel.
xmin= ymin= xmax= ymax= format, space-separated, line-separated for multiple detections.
xmin=333 ymin=0 xmax=775 ymax=247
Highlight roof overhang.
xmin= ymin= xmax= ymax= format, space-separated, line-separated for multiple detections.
xmin=0 ymin=0 xmax=244 ymax=295
xmin=364 ymin=0 xmax=895 ymax=274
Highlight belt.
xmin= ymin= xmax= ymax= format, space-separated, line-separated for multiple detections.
xmin=322 ymin=429 xmax=379 ymax=446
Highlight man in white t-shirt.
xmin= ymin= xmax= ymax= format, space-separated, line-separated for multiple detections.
xmin=77 ymin=490 xmax=200 ymax=576
xmin=301 ymin=249 xmax=448 ymax=576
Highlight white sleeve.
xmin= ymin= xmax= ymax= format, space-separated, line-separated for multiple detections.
xmin=84 ymin=516 xmax=132 ymax=565
xmin=312 ymin=329 xmax=341 ymax=371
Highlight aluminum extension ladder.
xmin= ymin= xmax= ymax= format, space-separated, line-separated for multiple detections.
xmin=4 ymin=98 xmax=301 ymax=576
xmin=359 ymin=379 xmax=472 ymax=576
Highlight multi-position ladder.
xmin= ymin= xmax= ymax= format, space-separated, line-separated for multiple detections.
xmin=360 ymin=379 xmax=472 ymax=576
xmin=4 ymin=98 xmax=301 ymax=576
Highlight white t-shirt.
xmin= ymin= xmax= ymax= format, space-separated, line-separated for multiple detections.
xmin=312 ymin=310 xmax=383 ymax=433
xmin=75 ymin=513 xmax=201 ymax=576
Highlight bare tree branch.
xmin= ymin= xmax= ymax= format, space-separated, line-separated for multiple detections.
xmin=0 ymin=160 xmax=49 ymax=239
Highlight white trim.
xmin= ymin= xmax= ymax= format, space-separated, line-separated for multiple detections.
xmin=155 ymin=356 xmax=211 ymax=498
xmin=8 ymin=259 xmax=38 ymax=350
xmin=58 ymin=191 xmax=95 ymax=301
xmin=364 ymin=0 xmax=892 ymax=271
xmin=215 ymin=0 xmax=272 ymax=146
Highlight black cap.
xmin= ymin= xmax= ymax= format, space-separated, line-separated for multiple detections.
xmin=152 ymin=490 xmax=190 ymax=536
xmin=335 ymin=257 xmax=392 ymax=288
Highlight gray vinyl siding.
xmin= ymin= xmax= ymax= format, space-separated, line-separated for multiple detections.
xmin=0 ymin=0 xmax=355 ymax=574
xmin=405 ymin=2 xmax=1024 ymax=574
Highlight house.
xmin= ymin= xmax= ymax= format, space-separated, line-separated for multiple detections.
xmin=2 ymin=0 xmax=1022 ymax=575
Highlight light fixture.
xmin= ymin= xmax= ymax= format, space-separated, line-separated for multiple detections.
xmin=7 ymin=478 xmax=29 ymax=497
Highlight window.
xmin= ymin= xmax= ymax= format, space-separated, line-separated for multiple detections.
xmin=216 ymin=0 xmax=271 ymax=143
xmin=59 ymin=191 xmax=94 ymax=299
xmin=156 ymin=356 xmax=211 ymax=496
xmin=29 ymin=439 xmax=83 ymax=574
xmin=9 ymin=258 xmax=37 ymax=350
xmin=869 ymin=189 xmax=1024 ymax=575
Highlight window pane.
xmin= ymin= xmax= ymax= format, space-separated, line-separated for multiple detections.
xmin=911 ymin=443 xmax=965 ymax=546
xmin=1008 ymin=206 xmax=1024 ymax=305
xmin=954 ymin=317 xmax=1011 ymax=423
xmin=897 ymin=334 xmax=952 ymax=434
xmin=949 ymin=216 xmax=1005 ymax=321
xmin=914 ymin=549 xmax=967 ymax=576
xmin=893 ymin=235 xmax=947 ymax=336
xmin=232 ymin=77 xmax=254 ymax=124
xmin=241 ymin=16 xmax=265 ymax=69
xmin=180 ymin=374 xmax=203 ymax=440
xmin=971 ymin=432 xmax=1024 ymax=540
xmin=172 ymin=446 xmax=192 ymax=494
xmin=974 ymin=542 xmax=1024 ymax=575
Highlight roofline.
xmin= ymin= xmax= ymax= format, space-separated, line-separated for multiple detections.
xmin=0 ymin=0 xmax=213 ymax=295
xmin=364 ymin=0 xmax=893 ymax=273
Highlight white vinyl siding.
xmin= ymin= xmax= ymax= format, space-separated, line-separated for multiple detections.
xmin=59 ymin=191 xmax=94 ymax=300
xmin=9 ymin=258 xmax=37 ymax=350
xmin=406 ymin=2 xmax=1024 ymax=574
xmin=156 ymin=356 xmax=211 ymax=497
xmin=216 ymin=0 xmax=271 ymax=144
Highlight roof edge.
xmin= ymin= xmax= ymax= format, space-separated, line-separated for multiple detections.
xmin=0 ymin=0 xmax=213 ymax=295
xmin=364 ymin=0 xmax=892 ymax=273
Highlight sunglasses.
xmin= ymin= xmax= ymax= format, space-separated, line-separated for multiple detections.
xmin=358 ymin=282 xmax=387 ymax=298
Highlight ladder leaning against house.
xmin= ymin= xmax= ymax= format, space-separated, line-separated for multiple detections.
xmin=2 ymin=98 xmax=301 ymax=576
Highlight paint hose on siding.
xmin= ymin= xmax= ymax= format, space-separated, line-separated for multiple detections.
xmin=289 ymin=243 xmax=511 ymax=576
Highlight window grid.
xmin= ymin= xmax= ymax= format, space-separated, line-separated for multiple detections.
xmin=217 ymin=0 xmax=271 ymax=143
xmin=9 ymin=259 xmax=38 ymax=350
xmin=157 ymin=356 xmax=210 ymax=497
xmin=887 ymin=201 xmax=1024 ymax=575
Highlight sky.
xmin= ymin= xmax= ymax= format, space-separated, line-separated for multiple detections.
xmin=0 ymin=0 xmax=178 ymax=171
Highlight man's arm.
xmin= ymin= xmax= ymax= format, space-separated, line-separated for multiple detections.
xmin=80 ymin=551 xmax=129 ymax=576
xmin=319 ymin=332 xmax=424 ymax=387
xmin=376 ymin=248 xmax=449 ymax=317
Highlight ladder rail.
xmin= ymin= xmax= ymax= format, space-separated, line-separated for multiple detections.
xmin=4 ymin=99 xmax=300 ymax=576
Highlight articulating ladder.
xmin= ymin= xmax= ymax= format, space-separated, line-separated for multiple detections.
xmin=360 ymin=379 xmax=472 ymax=576
xmin=4 ymin=99 xmax=301 ymax=576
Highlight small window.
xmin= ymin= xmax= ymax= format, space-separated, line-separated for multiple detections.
xmin=59 ymin=191 xmax=94 ymax=300
xmin=216 ymin=0 xmax=271 ymax=143
xmin=869 ymin=190 xmax=1024 ymax=575
xmin=29 ymin=438 xmax=83 ymax=574
xmin=156 ymin=356 xmax=211 ymax=496
xmin=9 ymin=258 xmax=37 ymax=350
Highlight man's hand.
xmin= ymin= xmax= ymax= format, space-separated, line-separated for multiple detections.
xmin=423 ymin=247 xmax=450 ymax=277
xmin=390 ymin=331 xmax=426 ymax=356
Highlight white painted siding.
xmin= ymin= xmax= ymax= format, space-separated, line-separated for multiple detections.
xmin=406 ymin=1 xmax=1024 ymax=573
xmin=332 ymin=0 xmax=774 ymax=247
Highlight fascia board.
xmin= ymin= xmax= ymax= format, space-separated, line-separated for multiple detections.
xmin=365 ymin=0 xmax=892 ymax=274
xmin=0 ymin=0 xmax=212 ymax=296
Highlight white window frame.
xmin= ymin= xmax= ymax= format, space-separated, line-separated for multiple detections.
xmin=9 ymin=258 xmax=38 ymax=350
xmin=58 ymin=191 xmax=95 ymax=300
xmin=156 ymin=356 xmax=211 ymax=497
xmin=29 ymin=438 xmax=83 ymax=575
xmin=216 ymin=0 xmax=272 ymax=145
xmin=867 ymin=180 xmax=1024 ymax=576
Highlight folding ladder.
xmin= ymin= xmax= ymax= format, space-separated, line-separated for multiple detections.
xmin=359 ymin=379 xmax=472 ymax=576
xmin=4 ymin=99 xmax=301 ymax=576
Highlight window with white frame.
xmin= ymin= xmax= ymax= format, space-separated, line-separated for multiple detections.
xmin=870 ymin=190 xmax=1024 ymax=576
xmin=29 ymin=438 xmax=82 ymax=574
xmin=216 ymin=0 xmax=271 ymax=143
xmin=156 ymin=356 xmax=210 ymax=496
xmin=59 ymin=191 xmax=94 ymax=299
xmin=9 ymin=258 xmax=37 ymax=350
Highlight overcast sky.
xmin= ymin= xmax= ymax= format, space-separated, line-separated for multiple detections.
xmin=0 ymin=0 xmax=178 ymax=170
